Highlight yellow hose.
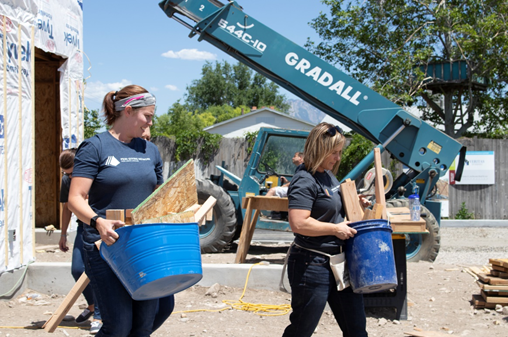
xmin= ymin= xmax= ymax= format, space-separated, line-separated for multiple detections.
xmin=174 ymin=262 xmax=291 ymax=316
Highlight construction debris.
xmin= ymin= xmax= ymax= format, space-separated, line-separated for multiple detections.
xmin=465 ymin=258 xmax=508 ymax=309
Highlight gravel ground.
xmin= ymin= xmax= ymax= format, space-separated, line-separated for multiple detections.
xmin=435 ymin=227 xmax=508 ymax=265
xmin=1 ymin=226 xmax=507 ymax=337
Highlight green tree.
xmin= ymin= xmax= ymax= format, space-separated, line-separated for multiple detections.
xmin=307 ymin=0 xmax=508 ymax=138
xmin=84 ymin=108 xmax=103 ymax=139
xmin=337 ymin=133 xmax=374 ymax=180
xmin=204 ymin=104 xmax=251 ymax=124
xmin=151 ymin=113 xmax=172 ymax=138
xmin=153 ymin=102 xmax=222 ymax=162
xmin=185 ymin=60 xmax=289 ymax=113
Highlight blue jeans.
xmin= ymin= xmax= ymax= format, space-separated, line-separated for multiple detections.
xmin=153 ymin=295 xmax=175 ymax=331
xmin=282 ymin=246 xmax=368 ymax=337
xmin=71 ymin=225 xmax=101 ymax=320
xmin=83 ymin=244 xmax=174 ymax=336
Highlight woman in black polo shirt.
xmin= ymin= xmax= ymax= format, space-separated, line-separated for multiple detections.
xmin=282 ymin=122 xmax=368 ymax=337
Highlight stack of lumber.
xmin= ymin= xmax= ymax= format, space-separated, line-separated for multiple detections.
xmin=466 ymin=259 xmax=508 ymax=309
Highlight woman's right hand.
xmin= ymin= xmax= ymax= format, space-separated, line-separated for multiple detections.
xmin=59 ymin=235 xmax=69 ymax=252
xmin=95 ymin=218 xmax=125 ymax=246
xmin=334 ymin=221 xmax=357 ymax=240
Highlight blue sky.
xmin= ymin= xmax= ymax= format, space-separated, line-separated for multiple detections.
xmin=82 ymin=0 xmax=330 ymax=115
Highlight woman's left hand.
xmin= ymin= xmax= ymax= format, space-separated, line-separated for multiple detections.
xmin=358 ymin=194 xmax=372 ymax=208
xmin=334 ymin=221 xmax=357 ymax=240
xmin=96 ymin=218 xmax=125 ymax=246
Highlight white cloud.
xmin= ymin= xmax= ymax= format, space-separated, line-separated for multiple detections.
xmin=85 ymin=79 xmax=132 ymax=102
xmin=161 ymin=48 xmax=216 ymax=61
xmin=165 ymin=85 xmax=178 ymax=91
xmin=150 ymin=87 xmax=159 ymax=92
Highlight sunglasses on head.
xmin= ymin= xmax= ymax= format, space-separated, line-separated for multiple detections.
xmin=325 ymin=125 xmax=344 ymax=137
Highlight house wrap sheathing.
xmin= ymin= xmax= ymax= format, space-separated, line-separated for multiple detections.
xmin=0 ymin=0 xmax=84 ymax=274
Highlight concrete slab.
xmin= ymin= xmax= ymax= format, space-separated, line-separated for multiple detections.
xmin=35 ymin=229 xmax=76 ymax=246
xmin=27 ymin=262 xmax=76 ymax=296
xmin=26 ymin=262 xmax=289 ymax=296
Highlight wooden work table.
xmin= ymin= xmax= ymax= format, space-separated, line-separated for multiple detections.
xmin=234 ymin=196 xmax=427 ymax=264
xmin=234 ymin=196 xmax=289 ymax=263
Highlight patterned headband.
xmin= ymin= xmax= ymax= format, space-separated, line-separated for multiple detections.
xmin=114 ymin=93 xmax=156 ymax=111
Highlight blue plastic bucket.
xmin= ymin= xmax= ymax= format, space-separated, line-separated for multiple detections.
xmin=100 ymin=223 xmax=203 ymax=301
xmin=345 ymin=219 xmax=397 ymax=294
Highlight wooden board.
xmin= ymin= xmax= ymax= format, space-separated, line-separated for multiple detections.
xmin=137 ymin=197 xmax=216 ymax=226
xmin=478 ymin=273 xmax=508 ymax=285
xmin=241 ymin=196 xmax=289 ymax=212
xmin=471 ymin=294 xmax=497 ymax=309
xmin=362 ymin=203 xmax=385 ymax=220
xmin=131 ymin=159 xmax=198 ymax=224
xmin=491 ymin=264 xmax=507 ymax=272
xmin=489 ymin=258 xmax=508 ymax=268
xmin=106 ymin=209 xmax=132 ymax=226
xmin=481 ymin=290 xmax=508 ymax=304
xmin=373 ymin=148 xmax=387 ymax=219
xmin=194 ymin=197 xmax=217 ymax=226
xmin=476 ymin=280 xmax=508 ymax=291
xmin=340 ymin=179 xmax=364 ymax=222
xmin=387 ymin=207 xmax=427 ymax=233
xmin=482 ymin=288 xmax=508 ymax=295
xmin=490 ymin=270 xmax=508 ymax=279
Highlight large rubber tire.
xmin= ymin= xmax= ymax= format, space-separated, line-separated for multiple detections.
xmin=196 ymin=179 xmax=237 ymax=253
xmin=386 ymin=199 xmax=440 ymax=262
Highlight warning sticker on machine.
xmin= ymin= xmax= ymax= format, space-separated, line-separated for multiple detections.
xmin=427 ymin=141 xmax=442 ymax=154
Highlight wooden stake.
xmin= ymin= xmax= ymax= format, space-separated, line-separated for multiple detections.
xmin=194 ymin=197 xmax=217 ymax=226
xmin=374 ymin=148 xmax=387 ymax=219
xmin=106 ymin=209 xmax=124 ymax=222
xmin=42 ymin=272 xmax=90 ymax=333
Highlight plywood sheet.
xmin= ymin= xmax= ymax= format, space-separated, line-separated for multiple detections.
xmin=35 ymin=61 xmax=60 ymax=228
xmin=139 ymin=210 xmax=197 ymax=224
xmin=131 ymin=159 xmax=197 ymax=224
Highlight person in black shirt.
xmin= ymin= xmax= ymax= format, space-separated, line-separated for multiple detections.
xmin=58 ymin=149 xmax=103 ymax=333
xmin=282 ymin=122 xmax=369 ymax=337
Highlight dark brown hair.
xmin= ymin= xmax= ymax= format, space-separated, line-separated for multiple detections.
xmin=102 ymin=84 xmax=149 ymax=126
xmin=59 ymin=148 xmax=77 ymax=170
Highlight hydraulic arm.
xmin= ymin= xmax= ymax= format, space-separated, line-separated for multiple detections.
xmin=159 ymin=0 xmax=465 ymax=190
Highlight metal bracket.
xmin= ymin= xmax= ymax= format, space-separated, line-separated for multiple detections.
xmin=189 ymin=2 xmax=233 ymax=40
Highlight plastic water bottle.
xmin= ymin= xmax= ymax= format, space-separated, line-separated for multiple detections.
xmin=408 ymin=185 xmax=421 ymax=221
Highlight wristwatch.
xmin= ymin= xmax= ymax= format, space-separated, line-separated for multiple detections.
xmin=90 ymin=215 xmax=100 ymax=229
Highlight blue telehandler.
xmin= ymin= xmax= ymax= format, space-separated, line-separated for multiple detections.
xmin=159 ymin=0 xmax=466 ymax=262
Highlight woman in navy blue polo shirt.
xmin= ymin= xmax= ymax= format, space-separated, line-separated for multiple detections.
xmin=282 ymin=122 xmax=368 ymax=337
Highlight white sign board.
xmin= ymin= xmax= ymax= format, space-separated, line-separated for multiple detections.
xmin=449 ymin=151 xmax=495 ymax=185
